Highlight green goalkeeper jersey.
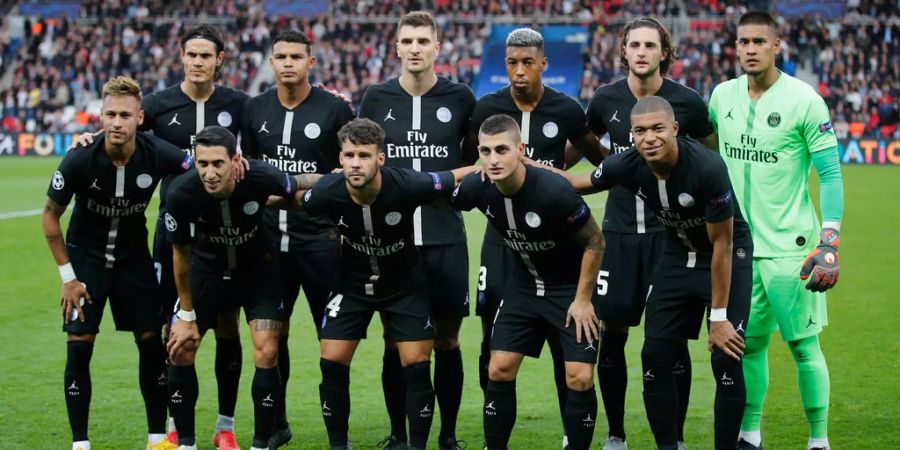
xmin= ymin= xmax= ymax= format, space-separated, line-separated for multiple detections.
xmin=709 ymin=72 xmax=838 ymax=258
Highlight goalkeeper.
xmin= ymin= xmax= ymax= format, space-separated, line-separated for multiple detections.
xmin=708 ymin=11 xmax=844 ymax=450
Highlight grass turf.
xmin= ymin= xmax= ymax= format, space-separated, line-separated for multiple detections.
xmin=0 ymin=157 xmax=897 ymax=449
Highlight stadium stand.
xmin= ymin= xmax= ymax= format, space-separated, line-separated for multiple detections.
xmin=0 ymin=1 xmax=897 ymax=138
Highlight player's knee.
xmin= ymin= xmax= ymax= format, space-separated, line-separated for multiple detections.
xmin=488 ymin=359 xmax=517 ymax=382
xmin=565 ymin=366 xmax=595 ymax=390
xmin=67 ymin=333 xmax=96 ymax=344
xmin=170 ymin=349 xmax=196 ymax=366
xmin=320 ymin=358 xmax=350 ymax=386
xmin=253 ymin=338 xmax=279 ymax=368
xmin=433 ymin=320 xmax=461 ymax=350
xmin=402 ymin=360 xmax=433 ymax=391
xmin=601 ymin=322 xmax=629 ymax=335
xmin=641 ymin=338 xmax=678 ymax=379
xmin=788 ymin=335 xmax=825 ymax=367
xmin=743 ymin=333 xmax=772 ymax=356
xmin=133 ymin=330 xmax=161 ymax=344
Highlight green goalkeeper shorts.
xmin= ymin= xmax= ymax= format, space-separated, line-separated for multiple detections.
xmin=748 ymin=256 xmax=828 ymax=341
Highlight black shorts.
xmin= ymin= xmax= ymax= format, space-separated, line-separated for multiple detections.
xmin=153 ymin=215 xmax=178 ymax=312
xmin=490 ymin=287 xmax=599 ymax=364
xmin=476 ymin=240 xmax=516 ymax=318
xmin=420 ymin=243 xmax=470 ymax=319
xmin=320 ymin=270 xmax=433 ymax=342
xmin=192 ymin=263 xmax=285 ymax=334
xmin=594 ymin=230 xmax=665 ymax=327
xmin=63 ymin=246 xmax=165 ymax=336
xmin=644 ymin=248 xmax=753 ymax=341
xmin=278 ymin=243 xmax=340 ymax=325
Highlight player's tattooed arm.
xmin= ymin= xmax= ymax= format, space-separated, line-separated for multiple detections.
xmin=564 ymin=130 xmax=606 ymax=168
xmin=42 ymin=198 xmax=69 ymax=264
xmin=293 ymin=173 xmax=324 ymax=190
xmin=706 ymin=218 xmax=744 ymax=360
xmin=567 ymin=215 xmax=604 ymax=344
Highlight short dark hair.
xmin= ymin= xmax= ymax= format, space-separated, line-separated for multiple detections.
xmin=738 ymin=11 xmax=778 ymax=35
xmin=338 ymin=118 xmax=385 ymax=152
xmin=195 ymin=126 xmax=237 ymax=157
xmin=479 ymin=114 xmax=521 ymax=142
xmin=398 ymin=11 xmax=436 ymax=33
xmin=631 ymin=96 xmax=675 ymax=122
xmin=272 ymin=30 xmax=313 ymax=54
xmin=620 ymin=17 xmax=677 ymax=76
xmin=180 ymin=25 xmax=225 ymax=53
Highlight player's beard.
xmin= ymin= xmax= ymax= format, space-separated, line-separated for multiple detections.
xmin=630 ymin=61 xmax=660 ymax=80
xmin=346 ymin=170 xmax=376 ymax=190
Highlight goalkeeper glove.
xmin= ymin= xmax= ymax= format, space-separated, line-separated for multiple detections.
xmin=800 ymin=227 xmax=840 ymax=292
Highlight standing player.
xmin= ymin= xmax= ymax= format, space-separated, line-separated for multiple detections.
xmin=294 ymin=118 xmax=477 ymax=450
xmin=709 ymin=12 xmax=844 ymax=450
xmin=357 ymin=11 xmax=475 ymax=450
xmin=42 ymin=76 xmax=193 ymax=450
xmin=558 ymin=96 xmax=751 ymax=450
xmin=467 ymin=28 xmax=600 ymax=447
xmin=451 ymin=114 xmax=604 ymax=450
xmin=72 ymin=26 xmax=249 ymax=449
xmin=164 ymin=126 xmax=300 ymax=450
xmin=241 ymin=30 xmax=354 ymax=448
xmin=584 ymin=17 xmax=717 ymax=449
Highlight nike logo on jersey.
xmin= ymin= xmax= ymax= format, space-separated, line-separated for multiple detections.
xmin=610 ymin=110 xmax=620 ymax=123
xmin=485 ymin=205 xmax=495 ymax=219
xmin=636 ymin=187 xmax=647 ymax=199
xmin=168 ymin=114 xmax=181 ymax=126
xmin=89 ymin=179 xmax=101 ymax=190
xmin=384 ymin=108 xmax=396 ymax=121
xmin=258 ymin=121 xmax=270 ymax=133
xmin=725 ymin=109 xmax=734 ymax=120
xmin=337 ymin=216 xmax=349 ymax=227
xmin=735 ymin=320 xmax=745 ymax=333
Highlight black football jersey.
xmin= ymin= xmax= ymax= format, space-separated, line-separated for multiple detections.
xmin=586 ymin=78 xmax=714 ymax=234
xmin=241 ymin=87 xmax=355 ymax=252
xmin=47 ymin=133 xmax=192 ymax=267
xmin=357 ymin=77 xmax=476 ymax=246
xmin=470 ymin=85 xmax=590 ymax=245
xmin=589 ymin=137 xmax=752 ymax=268
xmin=451 ymin=166 xmax=591 ymax=296
xmin=165 ymin=160 xmax=298 ymax=278
xmin=141 ymin=84 xmax=248 ymax=209
xmin=301 ymin=167 xmax=457 ymax=297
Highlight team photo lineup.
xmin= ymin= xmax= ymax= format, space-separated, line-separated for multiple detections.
xmin=6 ymin=0 xmax=896 ymax=449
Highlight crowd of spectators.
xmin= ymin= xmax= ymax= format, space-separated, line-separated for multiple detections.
xmin=1 ymin=1 xmax=897 ymax=139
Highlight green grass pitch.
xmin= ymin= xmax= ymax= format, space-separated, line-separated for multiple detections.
xmin=0 ymin=157 xmax=897 ymax=449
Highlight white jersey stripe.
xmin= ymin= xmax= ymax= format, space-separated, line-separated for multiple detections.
xmin=195 ymin=101 xmax=206 ymax=134
xmin=412 ymin=96 xmax=422 ymax=130
xmin=658 ymin=180 xmax=697 ymax=267
xmin=362 ymin=205 xmax=380 ymax=295
xmin=220 ymin=200 xmax=237 ymax=273
xmin=635 ymin=196 xmax=646 ymax=234
xmin=504 ymin=198 xmax=545 ymax=296
xmin=104 ymin=166 xmax=127 ymax=268
xmin=520 ymin=111 xmax=531 ymax=145
xmin=412 ymin=158 xmax=423 ymax=245
xmin=278 ymin=111 xmax=294 ymax=249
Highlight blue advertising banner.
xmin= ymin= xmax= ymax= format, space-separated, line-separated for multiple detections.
xmin=473 ymin=25 xmax=588 ymax=99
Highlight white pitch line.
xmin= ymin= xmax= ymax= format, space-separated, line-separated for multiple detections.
xmin=0 ymin=208 xmax=45 ymax=219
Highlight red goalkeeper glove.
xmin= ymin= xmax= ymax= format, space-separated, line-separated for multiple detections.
xmin=800 ymin=228 xmax=840 ymax=292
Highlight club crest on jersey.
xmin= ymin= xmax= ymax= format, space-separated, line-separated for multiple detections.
xmin=217 ymin=111 xmax=233 ymax=127
xmin=243 ymin=201 xmax=260 ymax=215
xmin=164 ymin=213 xmax=177 ymax=231
xmin=436 ymin=107 xmax=452 ymax=123
xmin=52 ymin=171 xmax=65 ymax=190
xmin=305 ymin=123 xmax=321 ymax=139
xmin=678 ymin=193 xmax=695 ymax=207
xmin=385 ymin=211 xmax=402 ymax=226
xmin=136 ymin=174 xmax=153 ymax=189
xmin=525 ymin=212 xmax=541 ymax=228
xmin=767 ymin=112 xmax=781 ymax=128
xmin=543 ymin=121 xmax=559 ymax=138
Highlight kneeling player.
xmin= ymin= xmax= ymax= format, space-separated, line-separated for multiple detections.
xmin=556 ymin=97 xmax=751 ymax=450
xmin=451 ymin=114 xmax=604 ymax=450
xmin=164 ymin=127 xmax=301 ymax=450
xmin=292 ymin=118 xmax=476 ymax=450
